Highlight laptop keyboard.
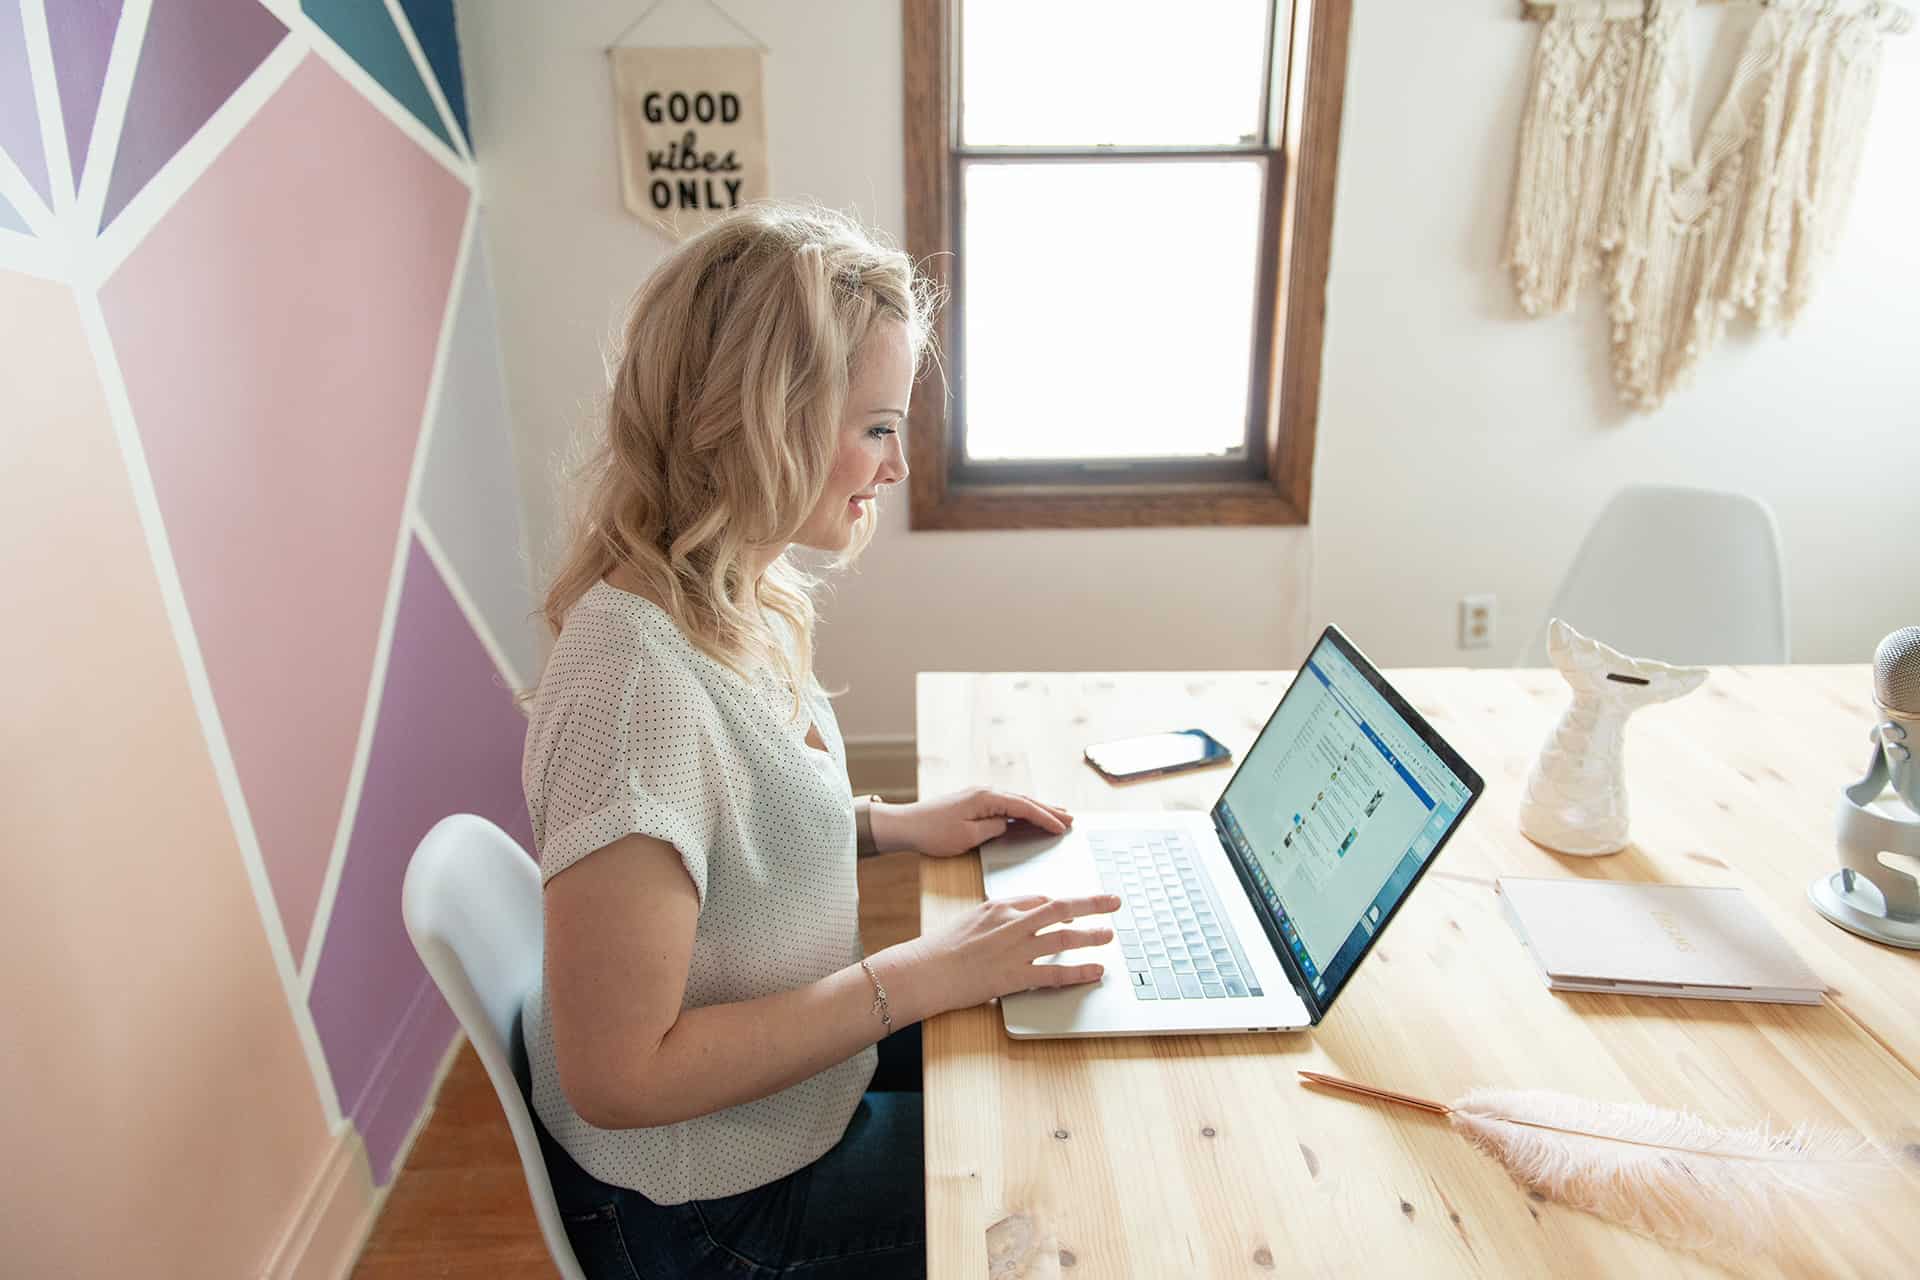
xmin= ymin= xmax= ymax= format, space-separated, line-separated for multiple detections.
xmin=1090 ymin=830 xmax=1264 ymax=1001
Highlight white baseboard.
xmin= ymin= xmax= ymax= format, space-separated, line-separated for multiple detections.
xmin=260 ymin=1125 xmax=376 ymax=1280
xmin=265 ymin=1030 xmax=468 ymax=1279
xmin=844 ymin=734 xmax=917 ymax=802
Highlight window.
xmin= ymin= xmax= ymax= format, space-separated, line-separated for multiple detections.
xmin=901 ymin=0 xmax=1353 ymax=530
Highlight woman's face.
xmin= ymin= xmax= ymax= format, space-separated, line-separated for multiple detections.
xmin=792 ymin=319 xmax=913 ymax=553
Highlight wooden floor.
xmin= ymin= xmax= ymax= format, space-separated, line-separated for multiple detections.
xmin=351 ymin=850 xmax=922 ymax=1279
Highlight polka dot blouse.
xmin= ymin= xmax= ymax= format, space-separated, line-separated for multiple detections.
xmin=519 ymin=578 xmax=875 ymax=1205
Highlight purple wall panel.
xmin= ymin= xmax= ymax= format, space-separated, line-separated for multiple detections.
xmin=308 ymin=538 xmax=534 ymax=1181
xmin=46 ymin=0 xmax=122 ymax=181
xmin=101 ymin=0 xmax=285 ymax=227
xmin=0 ymin=0 xmax=51 ymax=202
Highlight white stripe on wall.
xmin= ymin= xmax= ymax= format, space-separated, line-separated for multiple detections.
xmin=82 ymin=35 xmax=306 ymax=290
xmin=69 ymin=0 xmax=148 ymax=233
xmin=383 ymin=0 xmax=473 ymax=164
xmin=413 ymin=513 xmax=531 ymax=699
xmin=17 ymin=0 xmax=75 ymax=217
xmin=278 ymin=0 xmax=473 ymax=186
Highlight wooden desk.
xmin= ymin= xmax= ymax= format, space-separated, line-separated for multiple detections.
xmin=916 ymin=667 xmax=1920 ymax=1278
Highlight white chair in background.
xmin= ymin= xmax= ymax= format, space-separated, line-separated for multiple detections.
xmin=1519 ymin=483 xmax=1790 ymax=668
xmin=401 ymin=814 xmax=587 ymax=1280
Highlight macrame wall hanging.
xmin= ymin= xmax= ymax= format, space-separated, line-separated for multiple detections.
xmin=1508 ymin=0 xmax=1912 ymax=410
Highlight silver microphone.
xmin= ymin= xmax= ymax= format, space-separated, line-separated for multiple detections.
xmin=1873 ymin=626 xmax=1920 ymax=816
xmin=1807 ymin=626 xmax=1920 ymax=948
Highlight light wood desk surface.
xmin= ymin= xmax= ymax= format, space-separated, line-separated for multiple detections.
xmin=915 ymin=666 xmax=1920 ymax=1278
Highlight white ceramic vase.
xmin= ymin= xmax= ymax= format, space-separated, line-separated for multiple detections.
xmin=1518 ymin=619 xmax=1708 ymax=856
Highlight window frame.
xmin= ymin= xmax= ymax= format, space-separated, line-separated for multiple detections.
xmin=901 ymin=0 xmax=1353 ymax=531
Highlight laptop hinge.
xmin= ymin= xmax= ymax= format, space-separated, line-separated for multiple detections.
xmin=1212 ymin=809 xmax=1323 ymax=1024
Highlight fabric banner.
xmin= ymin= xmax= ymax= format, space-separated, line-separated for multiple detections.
xmin=609 ymin=45 xmax=767 ymax=239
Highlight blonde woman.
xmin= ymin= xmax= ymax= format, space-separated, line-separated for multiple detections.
xmin=511 ymin=203 xmax=1120 ymax=1279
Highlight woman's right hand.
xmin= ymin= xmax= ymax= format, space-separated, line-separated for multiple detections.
xmin=912 ymin=893 xmax=1123 ymax=1014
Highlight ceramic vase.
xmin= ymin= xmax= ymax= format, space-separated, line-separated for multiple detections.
xmin=1518 ymin=619 xmax=1708 ymax=856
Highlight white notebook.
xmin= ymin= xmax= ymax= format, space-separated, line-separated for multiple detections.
xmin=1498 ymin=876 xmax=1826 ymax=1006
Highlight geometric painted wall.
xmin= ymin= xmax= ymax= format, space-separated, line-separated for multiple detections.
xmin=1 ymin=259 xmax=336 ymax=1280
xmin=418 ymin=210 xmax=542 ymax=687
xmin=101 ymin=53 xmax=470 ymax=962
xmin=0 ymin=0 xmax=53 ymax=206
xmin=310 ymin=536 xmax=536 ymax=1181
xmin=0 ymin=0 xmax=536 ymax=1274
xmin=100 ymin=0 xmax=289 ymax=230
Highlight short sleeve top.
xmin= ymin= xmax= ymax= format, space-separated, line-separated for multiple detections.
xmin=519 ymin=579 xmax=874 ymax=1204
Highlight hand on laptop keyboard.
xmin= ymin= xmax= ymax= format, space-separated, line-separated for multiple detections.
xmin=910 ymin=893 xmax=1123 ymax=1014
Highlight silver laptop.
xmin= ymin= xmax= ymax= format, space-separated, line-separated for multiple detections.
xmin=980 ymin=625 xmax=1484 ymax=1037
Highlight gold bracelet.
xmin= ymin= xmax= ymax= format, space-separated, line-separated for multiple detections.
xmin=858 ymin=956 xmax=893 ymax=1036
xmin=854 ymin=794 xmax=880 ymax=857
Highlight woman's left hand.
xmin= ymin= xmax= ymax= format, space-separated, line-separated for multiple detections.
xmin=878 ymin=787 xmax=1074 ymax=857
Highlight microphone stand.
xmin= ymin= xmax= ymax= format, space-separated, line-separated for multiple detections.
xmin=1809 ymin=735 xmax=1920 ymax=949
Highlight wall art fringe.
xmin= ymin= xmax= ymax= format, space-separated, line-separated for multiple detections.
xmin=1508 ymin=0 xmax=1910 ymax=410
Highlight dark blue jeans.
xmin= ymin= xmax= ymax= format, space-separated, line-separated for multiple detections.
xmin=513 ymin=1012 xmax=926 ymax=1279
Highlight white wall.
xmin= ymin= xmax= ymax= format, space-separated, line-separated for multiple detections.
xmin=1311 ymin=0 xmax=1920 ymax=672
xmin=458 ymin=0 xmax=1920 ymax=741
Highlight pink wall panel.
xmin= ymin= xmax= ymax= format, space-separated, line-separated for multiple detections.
xmin=0 ymin=267 xmax=341 ymax=1277
xmin=99 ymin=53 xmax=470 ymax=960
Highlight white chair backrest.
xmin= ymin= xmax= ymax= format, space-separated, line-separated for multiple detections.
xmin=401 ymin=814 xmax=586 ymax=1280
xmin=1521 ymin=483 xmax=1790 ymax=669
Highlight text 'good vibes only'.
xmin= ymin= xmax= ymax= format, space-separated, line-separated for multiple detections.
xmin=644 ymin=90 xmax=744 ymax=212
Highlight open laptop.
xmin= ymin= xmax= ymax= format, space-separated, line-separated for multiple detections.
xmin=980 ymin=625 xmax=1485 ymax=1037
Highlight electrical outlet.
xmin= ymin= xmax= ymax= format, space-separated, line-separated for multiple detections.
xmin=1459 ymin=594 xmax=1496 ymax=650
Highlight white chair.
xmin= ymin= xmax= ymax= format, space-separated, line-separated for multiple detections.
xmin=401 ymin=814 xmax=587 ymax=1280
xmin=1520 ymin=483 xmax=1790 ymax=668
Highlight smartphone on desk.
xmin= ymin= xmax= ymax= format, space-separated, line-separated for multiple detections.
xmin=1084 ymin=728 xmax=1233 ymax=784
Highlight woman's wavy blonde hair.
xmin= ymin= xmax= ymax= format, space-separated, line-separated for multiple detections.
xmin=516 ymin=201 xmax=941 ymax=721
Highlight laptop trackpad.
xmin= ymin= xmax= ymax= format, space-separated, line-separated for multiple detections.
xmin=981 ymin=826 xmax=1098 ymax=901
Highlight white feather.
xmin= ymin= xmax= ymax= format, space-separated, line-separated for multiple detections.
xmin=1449 ymin=1087 xmax=1899 ymax=1253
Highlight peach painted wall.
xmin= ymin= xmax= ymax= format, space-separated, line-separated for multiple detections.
xmin=0 ymin=268 xmax=335 ymax=1277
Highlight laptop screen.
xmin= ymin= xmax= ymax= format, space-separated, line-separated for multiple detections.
xmin=1212 ymin=627 xmax=1481 ymax=1017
